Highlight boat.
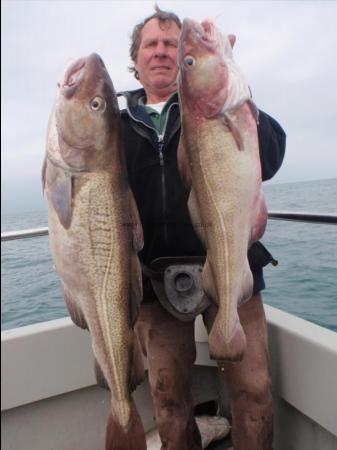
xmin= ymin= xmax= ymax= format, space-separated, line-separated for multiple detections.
xmin=1 ymin=212 xmax=337 ymax=450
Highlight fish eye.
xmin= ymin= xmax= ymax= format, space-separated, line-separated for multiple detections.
xmin=184 ymin=56 xmax=195 ymax=67
xmin=90 ymin=96 xmax=106 ymax=112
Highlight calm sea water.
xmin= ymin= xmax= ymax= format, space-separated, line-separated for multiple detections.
xmin=1 ymin=178 xmax=337 ymax=332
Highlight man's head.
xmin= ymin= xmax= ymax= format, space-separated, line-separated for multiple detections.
xmin=129 ymin=5 xmax=181 ymax=102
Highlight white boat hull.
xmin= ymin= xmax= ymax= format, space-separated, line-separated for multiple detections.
xmin=2 ymin=306 xmax=337 ymax=450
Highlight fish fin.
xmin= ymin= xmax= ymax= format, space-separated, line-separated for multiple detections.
xmin=250 ymin=193 xmax=268 ymax=242
xmin=130 ymin=333 xmax=146 ymax=391
xmin=94 ymin=345 xmax=144 ymax=394
xmin=224 ymin=113 xmax=244 ymax=151
xmin=94 ymin=358 xmax=110 ymax=390
xmin=41 ymin=155 xmax=47 ymax=193
xmin=129 ymin=253 xmax=143 ymax=327
xmin=203 ymin=260 xmax=246 ymax=361
xmin=228 ymin=34 xmax=236 ymax=48
xmin=63 ymin=286 xmax=88 ymax=329
xmin=188 ymin=188 xmax=206 ymax=247
xmin=202 ymin=259 xmax=217 ymax=304
xmin=49 ymin=169 xmax=73 ymax=229
xmin=248 ymin=98 xmax=260 ymax=125
xmin=128 ymin=189 xmax=144 ymax=253
xmin=128 ymin=255 xmax=145 ymax=388
xmin=238 ymin=259 xmax=254 ymax=306
xmin=209 ymin=318 xmax=246 ymax=362
xmin=106 ymin=400 xmax=146 ymax=450
xmin=177 ymin=134 xmax=192 ymax=188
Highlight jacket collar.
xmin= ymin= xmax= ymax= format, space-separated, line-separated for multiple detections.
xmin=118 ymin=88 xmax=179 ymax=114
xmin=118 ymin=88 xmax=180 ymax=144
xmin=118 ymin=89 xmax=152 ymax=129
xmin=118 ymin=88 xmax=146 ymax=109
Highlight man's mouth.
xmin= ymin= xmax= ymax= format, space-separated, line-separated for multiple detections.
xmin=151 ymin=66 xmax=171 ymax=71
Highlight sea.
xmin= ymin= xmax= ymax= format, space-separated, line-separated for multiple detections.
xmin=1 ymin=178 xmax=337 ymax=332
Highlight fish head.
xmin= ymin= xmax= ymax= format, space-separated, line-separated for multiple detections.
xmin=53 ymin=53 xmax=119 ymax=170
xmin=178 ymin=18 xmax=250 ymax=119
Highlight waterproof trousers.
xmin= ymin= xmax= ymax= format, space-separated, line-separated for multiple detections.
xmin=135 ymin=293 xmax=273 ymax=450
xmin=204 ymin=293 xmax=274 ymax=450
xmin=135 ymin=301 xmax=202 ymax=450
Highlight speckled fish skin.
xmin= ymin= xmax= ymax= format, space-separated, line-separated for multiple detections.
xmin=43 ymin=54 xmax=145 ymax=444
xmin=178 ymin=19 xmax=267 ymax=361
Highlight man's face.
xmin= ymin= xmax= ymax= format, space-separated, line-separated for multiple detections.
xmin=135 ymin=18 xmax=180 ymax=99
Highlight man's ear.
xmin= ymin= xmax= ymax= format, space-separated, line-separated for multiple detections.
xmin=228 ymin=34 xmax=236 ymax=48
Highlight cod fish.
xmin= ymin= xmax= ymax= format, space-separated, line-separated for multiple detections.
xmin=42 ymin=53 xmax=146 ymax=450
xmin=177 ymin=19 xmax=267 ymax=361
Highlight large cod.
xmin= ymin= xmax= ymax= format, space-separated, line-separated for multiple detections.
xmin=42 ymin=53 xmax=146 ymax=450
xmin=177 ymin=19 xmax=267 ymax=361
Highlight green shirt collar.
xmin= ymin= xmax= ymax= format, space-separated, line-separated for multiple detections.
xmin=140 ymin=93 xmax=178 ymax=135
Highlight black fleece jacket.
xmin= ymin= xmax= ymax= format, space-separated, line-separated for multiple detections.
xmin=119 ymin=89 xmax=286 ymax=296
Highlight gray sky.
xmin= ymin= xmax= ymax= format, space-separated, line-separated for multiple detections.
xmin=2 ymin=0 xmax=337 ymax=215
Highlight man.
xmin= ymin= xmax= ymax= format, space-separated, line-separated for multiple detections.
xmin=118 ymin=6 xmax=285 ymax=450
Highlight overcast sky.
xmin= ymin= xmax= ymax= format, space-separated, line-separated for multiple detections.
xmin=2 ymin=0 xmax=337 ymax=215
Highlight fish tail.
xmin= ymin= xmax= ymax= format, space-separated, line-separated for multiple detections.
xmin=205 ymin=244 xmax=248 ymax=362
xmin=106 ymin=399 xmax=146 ymax=450
xmin=208 ymin=317 xmax=246 ymax=362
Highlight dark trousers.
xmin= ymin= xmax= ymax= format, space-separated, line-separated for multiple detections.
xmin=135 ymin=301 xmax=202 ymax=450
xmin=135 ymin=293 xmax=273 ymax=450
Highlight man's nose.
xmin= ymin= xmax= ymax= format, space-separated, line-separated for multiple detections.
xmin=154 ymin=41 xmax=167 ymax=57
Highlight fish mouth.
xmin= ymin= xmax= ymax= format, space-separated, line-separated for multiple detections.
xmin=59 ymin=57 xmax=86 ymax=98
xmin=179 ymin=18 xmax=219 ymax=66
xmin=59 ymin=54 xmax=107 ymax=99
xmin=200 ymin=19 xmax=218 ymax=44
xmin=183 ymin=18 xmax=218 ymax=48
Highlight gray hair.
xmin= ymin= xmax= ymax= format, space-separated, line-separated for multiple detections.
xmin=128 ymin=4 xmax=181 ymax=80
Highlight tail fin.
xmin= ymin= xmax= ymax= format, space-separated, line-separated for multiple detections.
xmin=208 ymin=317 xmax=246 ymax=362
xmin=204 ymin=255 xmax=250 ymax=362
xmin=106 ymin=400 xmax=146 ymax=450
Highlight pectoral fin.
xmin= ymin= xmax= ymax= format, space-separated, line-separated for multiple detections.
xmin=248 ymin=99 xmax=260 ymax=124
xmin=41 ymin=155 xmax=47 ymax=193
xmin=188 ymin=189 xmax=206 ymax=247
xmin=177 ymin=135 xmax=192 ymax=188
xmin=49 ymin=168 xmax=73 ymax=229
xmin=224 ymin=113 xmax=244 ymax=151
xmin=128 ymin=189 xmax=144 ymax=253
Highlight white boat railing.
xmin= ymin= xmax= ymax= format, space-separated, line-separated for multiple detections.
xmin=268 ymin=211 xmax=337 ymax=224
xmin=1 ymin=211 xmax=337 ymax=242
xmin=1 ymin=227 xmax=49 ymax=241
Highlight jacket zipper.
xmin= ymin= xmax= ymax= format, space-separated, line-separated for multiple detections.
xmin=125 ymin=104 xmax=158 ymax=139
xmin=125 ymin=101 xmax=179 ymax=248
xmin=156 ymin=102 xmax=178 ymax=247
xmin=158 ymin=135 xmax=169 ymax=245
